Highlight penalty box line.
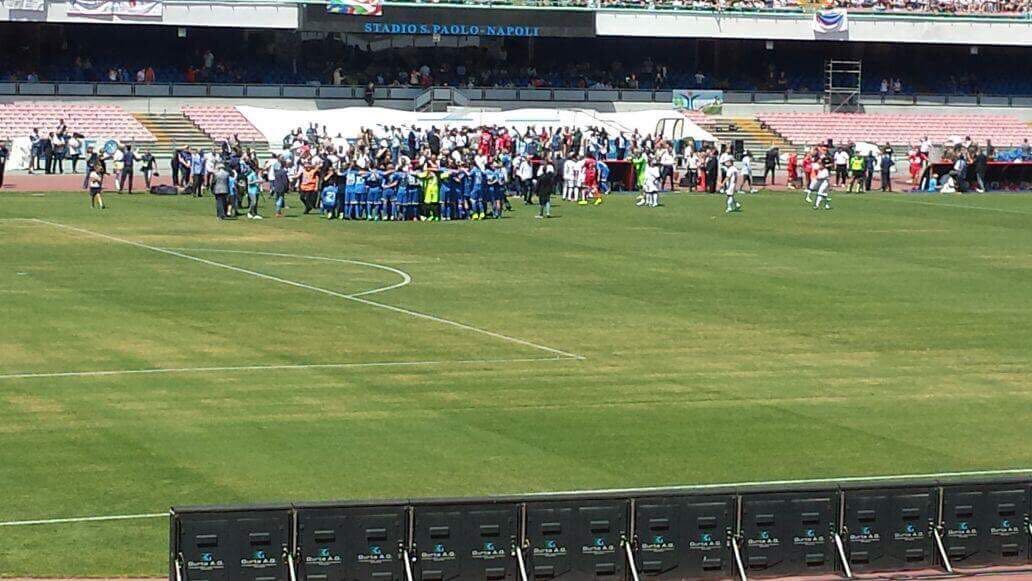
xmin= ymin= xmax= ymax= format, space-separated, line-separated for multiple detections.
xmin=30 ymin=219 xmax=585 ymax=361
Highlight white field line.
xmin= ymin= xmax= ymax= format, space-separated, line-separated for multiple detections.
xmin=4 ymin=468 xmax=1029 ymax=527
xmin=160 ymin=248 xmax=412 ymax=298
xmin=0 ymin=513 xmax=167 ymax=527
xmin=0 ymin=356 xmax=568 ymax=381
xmin=523 ymin=467 xmax=1032 ymax=497
xmin=31 ymin=219 xmax=584 ymax=360
xmin=863 ymin=195 xmax=1032 ymax=216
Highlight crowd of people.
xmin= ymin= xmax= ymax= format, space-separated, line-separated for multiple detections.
xmin=160 ymin=124 xmax=692 ymax=221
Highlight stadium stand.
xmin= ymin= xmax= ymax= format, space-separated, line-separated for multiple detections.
xmin=181 ymin=106 xmax=266 ymax=142
xmin=758 ymin=112 xmax=1032 ymax=146
xmin=0 ymin=102 xmax=155 ymax=142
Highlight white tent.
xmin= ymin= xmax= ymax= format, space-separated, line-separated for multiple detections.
xmin=236 ymin=106 xmax=717 ymax=150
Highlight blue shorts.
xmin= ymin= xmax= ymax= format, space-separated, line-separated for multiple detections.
xmin=408 ymin=188 xmax=422 ymax=204
xmin=355 ymin=191 xmax=367 ymax=204
xmin=367 ymin=189 xmax=381 ymax=202
xmin=382 ymin=189 xmax=396 ymax=202
xmin=345 ymin=190 xmax=356 ymax=204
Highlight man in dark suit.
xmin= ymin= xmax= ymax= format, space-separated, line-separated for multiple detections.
xmin=705 ymin=150 xmax=719 ymax=193
xmin=0 ymin=140 xmax=8 ymax=188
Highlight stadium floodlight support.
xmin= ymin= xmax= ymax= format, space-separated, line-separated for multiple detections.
xmin=825 ymin=59 xmax=862 ymax=113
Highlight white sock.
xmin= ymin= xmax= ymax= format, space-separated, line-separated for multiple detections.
xmin=726 ymin=196 xmax=734 ymax=211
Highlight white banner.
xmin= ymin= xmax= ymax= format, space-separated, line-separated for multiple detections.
xmin=813 ymin=9 xmax=848 ymax=33
xmin=113 ymin=0 xmax=162 ymax=16
xmin=2 ymin=0 xmax=45 ymax=11
xmin=67 ymin=0 xmax=163 ymax=16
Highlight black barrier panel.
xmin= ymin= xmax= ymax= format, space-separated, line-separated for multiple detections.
xmin=633 ymin=495 xmax=734 ymax=579
xmin=525 ymin=499 xmax=628 ymax=580
xmin=843 ymin=488 xmax=936 ymax=572
xmin=296 ymin=505 xmax=407 ymax=581
xmin=740 ymin=491 xmax=836 ymax=577
xmin=412 ymin=503 xmax=520 ymax=581
xmin=942 ymin=484 xmax=1031 ymax=567
xmin=175 ymin=508 xmax=291 ymax=581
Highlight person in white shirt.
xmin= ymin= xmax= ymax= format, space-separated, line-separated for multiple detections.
xmin=638 ymin=159 xmax=662 ymax=208
xmin=516 ymin=156 xmax=534 ymax=204
xmin=741 ymin=151 xmax=757 ymax=194
xmin=687 ymin=151 xmax=700 ymax=191
xmin=808 ymin=162 xmax=832 ymax=209
xmin=659 ymin=147 xmax=676 ymax=191
xmin=919 ymin=137 xmax=932 ymax=156
xmin=720 ymin=158 xmax=742 ymax=213
xmin=833 ymin=148 xmax=850 ymax=186
xmin=562 ymin=154 xmax=579 ymax=202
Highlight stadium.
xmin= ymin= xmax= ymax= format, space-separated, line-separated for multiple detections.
xmin=0 ymin=0 xmax=1031 ymax=578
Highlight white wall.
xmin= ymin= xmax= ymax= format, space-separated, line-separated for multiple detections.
xmin=596 ymin=10 xmax=1032 ymax=46
xmin=0 ymin=0 xmax=298 ymax=28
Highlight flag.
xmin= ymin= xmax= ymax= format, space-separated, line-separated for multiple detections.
xmin=2 ymin=0 xmax=45 ymax=11
xmin=327 ymin=0 xmax=382 ymax=16
xmin=813 ymin=8 xmax=848 ymax=33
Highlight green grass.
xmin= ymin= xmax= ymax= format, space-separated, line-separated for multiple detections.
xmin=0 ymin=190 xmax=1030 ymax=576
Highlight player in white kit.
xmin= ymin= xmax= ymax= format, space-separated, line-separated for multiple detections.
xmin=720 ymin=158 xmax=742 ymax=213
xmin=810 ymin=162 xmax=832 ymax=210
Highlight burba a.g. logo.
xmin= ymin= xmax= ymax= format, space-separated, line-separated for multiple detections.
xmin=240 ymin=548 xmax=277 ymax=569
xmin=748 ymin=529 xmax=779 ymax=548
xmin=794 ymin=528 xmax=825 ymax=546
xmin=949 ymin=521 xmax=977 ymax=539
xmin=306 ymin=545 xmax=342 ymax=565
xmin=894 ymin=521 xmax=924 ymax=541
xmin=421 ymin=543 xmax=456 ymax=562
xmin=472 ymin=540 xmax=507 ymax=560
xmin=643 ymin=534 xmax=676 ymax=553
xmin=582 ymin=536 xmax=615 ymax=555
xmin=358 ymin=544 xmax=392 ymax=563
xmin=850 ymin=525 xmax=880 ymax=544
xmin=187 ymin=551 xmax=224 ymax=571
xmin=991 ymin=519 xmax=1020 ymax=536
xmin=533 ymin=538 xmax=566 ymax=557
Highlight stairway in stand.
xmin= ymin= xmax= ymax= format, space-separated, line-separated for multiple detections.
xmin=710 ymin=116 xmax=797 ymax=156
xmin=132 ymin=112 xmax=271 ymax=160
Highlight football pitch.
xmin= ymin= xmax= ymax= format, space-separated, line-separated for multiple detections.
xmin=0 ymin=190 xmax=1030 ymax=576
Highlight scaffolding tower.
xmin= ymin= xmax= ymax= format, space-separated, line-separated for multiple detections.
xmin=825 ymin=60 xmax=862 ymax=113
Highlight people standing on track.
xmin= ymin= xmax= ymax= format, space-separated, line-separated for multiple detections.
xmin=212 ymin=164 xmax=230 ymax=220
xmin=0 ymin=140 xmax=7 ymax=189
xmin=764 ymin=147 xmax=780 ymax=186
xmin=87 ymin=163 xmax=105 ymax=210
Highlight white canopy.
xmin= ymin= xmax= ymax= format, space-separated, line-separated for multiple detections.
xmin=236 ymin=106 xmax=717 ymax=149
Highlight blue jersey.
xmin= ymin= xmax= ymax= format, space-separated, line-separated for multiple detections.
xmin=470 ymin=167 xmax=485 ymax=198
xmin=365 ymin=170 xmax=382 ymax=195
xmin=321 ymin=185 xmax=338 ymax=209
xmin=353 ymin=171 xmax=367 ymax=195
xmin=439 ymin=170 xmax=452 ymax=197
xmin=344 ymin=170 xmax=358 ymax=195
